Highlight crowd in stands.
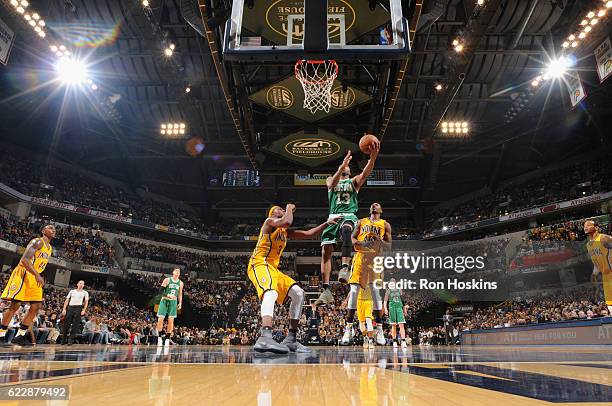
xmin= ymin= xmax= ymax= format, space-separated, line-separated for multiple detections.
xmin=429 ymin=155 xmax=612 ymax=231
xmin=0 ymin=216 xmax=116 ymax=267
xmin=458 ymin=285 xmax=609 ymax=331
xmin=0 ymin=147 xmax=204 ymax=232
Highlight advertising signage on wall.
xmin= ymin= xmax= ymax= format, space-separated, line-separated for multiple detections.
xmin=267 ymin=129 xmax=356 ymax=167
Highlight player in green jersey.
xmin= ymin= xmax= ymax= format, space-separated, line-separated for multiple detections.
xmin=316 ymin=142 xmax=380 ymax=305
xmin=156 ymin=268 xmax=183 ymax=346
xmin=384 ymin=279 xmax=408 ymax=349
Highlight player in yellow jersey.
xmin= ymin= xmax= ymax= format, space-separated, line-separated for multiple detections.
xmin=248 ymin=204 xmax=337 ymax=354
xmin=584 ymin=220 xmax=612 ymax=313
xmin=0 ymin=224 xmax=55 ymax=347
xmin=341 ymin=202 xmax=392 ymax=346
xmin=357 ymin=287 xmax=375 ymax=350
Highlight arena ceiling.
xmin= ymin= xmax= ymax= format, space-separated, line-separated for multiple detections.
xmin=0 ymin=0 xmax=610 ymax=211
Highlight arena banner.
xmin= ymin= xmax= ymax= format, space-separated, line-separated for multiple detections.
xmin=594 ymin=36 xmax=612 ymax=83
xmin=31 ymin=197 xmax=76 ymax=211
xmin=461 ymin=317 xmax=612 ymax=345
xmin=81 ymin=265 xmax=110 ymax=274
xmin=267 ymin=128 xmax=356 ymax=167
xmin=249 ymin=75 xmax=372 ymax=122
xmin=88 ymin=209 xmax=133 ymax=224
xmin=0 ymin=15 xmax=15 ymax=66
xmin=567 ymin=74 xmax=586 ymax=107
xmin=294 ymin=173 xmax=331 ymax=186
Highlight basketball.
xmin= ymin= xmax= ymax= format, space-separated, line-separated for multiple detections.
xmin=359 ymin=134 xmax=379 ymax=154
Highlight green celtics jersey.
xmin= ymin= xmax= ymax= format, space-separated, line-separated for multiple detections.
xmin=389 ymin=289 xmax=403 ymax=304
xmin=328 ymin=178 xmax=358 ymax=215
xmin=164 ymin=277 xmax=181 ymax=301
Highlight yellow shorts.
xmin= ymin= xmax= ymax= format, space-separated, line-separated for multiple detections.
xmin=247 ymin=261 xmax=296 ymax=304
xmin=1 ymin=267 xmax=43 ymax=302
xmin=357 ymin=299 xmax=373 ymax=323
xmin=349 ymin=253 xmax=374 ymax=287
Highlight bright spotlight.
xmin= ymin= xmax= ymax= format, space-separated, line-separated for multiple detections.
xmin=435 ymin=83 xmax=443 ymax=91
xmin=607 ymin=1 xmax=612 ymax=9
xmin=10 ymin=0 xmax=18 ymax=6
xmin=164 ymin=48 xmax=173 ymax=57
xmin=142 ymin=0 xmax=149 ymax=6
xmin=55 ymin=58 xmax=88 ymax=85
xmin=545 ymin=57 xmax=570 ymax=78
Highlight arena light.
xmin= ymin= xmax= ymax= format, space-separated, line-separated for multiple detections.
xmin=546 ymin=56 xmax=570 ymax=78
xmin=477 ymin=0 xmax=484 ymax=5
xmin=160 ymin=122 xmax=187 ymax=136
xmin=607 ymin=1 xmax=612 ymax=9
xmin=164 ymin=47 xmax=173 ymax=57
xmin=142 ymin=0 xmax=150 ymax=6
xmin=10 ymin=0 xmax=18 ymax=6
xmin=55 ymin=58 xmax=88 ymax=85
xmin=435 ymin=83 xmax=443 ymax=91
xmin=185 ymin=86 xmax=191 ymax=93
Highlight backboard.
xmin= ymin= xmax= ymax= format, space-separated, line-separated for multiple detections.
xmin=223 ymin=0 xmax=410 ymax=62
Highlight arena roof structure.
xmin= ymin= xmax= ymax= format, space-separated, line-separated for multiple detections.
xmin=0 ymin=0 xmax=610 ymax=212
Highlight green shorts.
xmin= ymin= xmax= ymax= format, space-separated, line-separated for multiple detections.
xmin=320 ymin=213 xmax=359 ymax=246
xmin=157 ymin=298 xmax=177 ymax=318
xmin=388 ymin=302 xmax=405 ymax=324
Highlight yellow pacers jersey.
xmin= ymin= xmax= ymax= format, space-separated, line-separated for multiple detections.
xmin=587 ymin=234 xmax=612 ymax=305
xmin=20 ymin=238 xmax=52 ymax=274
xmin=587 ymin=234 xmax=612 ymax=274
xmin=249 ymin=225 xmax=287 ymax=268
xmin=357 ymin=218 xmax=386 ymax=243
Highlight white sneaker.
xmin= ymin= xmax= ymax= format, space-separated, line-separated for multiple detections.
xmin=393 ymin=341 xmax=398 ymax=349
xmin=367 ymin=338 xmax=375 ymax=350
xmin=362 ymin=339 xmax=369 ymax=349
xmin=157 ymin=337 xmax=163 ymax=346
xmin=164 ymin=338 xmax=170 ymax=347
xmin=375 ymin=328 xmax=385 ymax=346
xmin=341 ymin=324 xmax=354 ymax=345
xmin=401 ymin=340 xmax=408 ymax=349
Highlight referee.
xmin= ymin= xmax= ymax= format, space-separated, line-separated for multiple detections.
xmin=61 ymin=280 xmax=89 ymax=345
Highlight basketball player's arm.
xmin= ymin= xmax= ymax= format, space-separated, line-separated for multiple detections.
xmin=351 ymin=219 xmax=366 ymax=248
xmin=158 ymin=277 xmax=169 ymax=298
xmin=267 ymin=204 xmax=296 ymax=229
xmin=288 ymin=218 xmax=339 ymax=239
xmin=178 ymin=282 xmax=184 ymax=310
xmin=379 ymin=223 xmax=393 ymax=251
xmin=352 ymin=142 xmax=379 ymax=191
xmin=327 ymin=151 xmax=352 ymax=190
xmin=383 ymin=289 xmax=389 ymax=315
xmin=20 ymin=238 xmax=45 ymax=286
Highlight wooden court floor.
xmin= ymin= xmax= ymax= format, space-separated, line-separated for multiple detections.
xmin=0 ymin=345 xmax=610 ymax=405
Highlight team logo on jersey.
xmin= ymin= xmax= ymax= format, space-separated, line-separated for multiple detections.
xmin=330 ymin=86 xmax=356 ymax=109
xmin=265 ymin=0 xmax=356 ymax=42
xmin=285 ymin=138 xmax=340 ymax=159
xmin=267 ymin=86 xmax=294 ymax=109
xmin=10 ymin=284 xmax=17 ymax=291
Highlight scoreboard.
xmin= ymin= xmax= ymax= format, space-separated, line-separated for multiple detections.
xmin=222 ymin=170 xmax=260 ymax=187
xmin=366 ymin=169 xmax=403 ymax=186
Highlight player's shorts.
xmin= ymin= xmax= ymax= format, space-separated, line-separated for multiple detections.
xmin=247 ymin=260 xmax=296 ymax=304
xmin=388 ymin=301 xmax=405 ymax=324
xmin=349 ymin=253 xmax=375 ymax=288
xmin=321 ymin=213 xmax=359 ymax=246
xmin=157 ymin=298 xmax=178 ymax=318
xmin=357 ymin=299 xmax=373 ymax=323
xmin=1 ymin=267 xmax=43 ymax=302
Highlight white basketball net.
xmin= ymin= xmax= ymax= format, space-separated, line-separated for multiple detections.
xmin=295 ymin=60 xmax=338 ymax=114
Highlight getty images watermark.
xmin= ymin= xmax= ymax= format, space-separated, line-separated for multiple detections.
xmin=371 ymin=253 xmax=500 ymax=293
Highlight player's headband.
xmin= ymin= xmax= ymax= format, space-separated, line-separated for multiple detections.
xmin=268 ymin=206 xmax=281 ymax=218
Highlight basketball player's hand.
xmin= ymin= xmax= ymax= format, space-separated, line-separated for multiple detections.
xmin=369 ymin=141 xmax=380 ymax=160
xmin=178 ymin=302 xmax=182 ymax=310
xmin=81 ymin=310 xmax=86 ymax=316
xmin=286 ymin=203 xmax=296 ymax=213
xmin=35 ymin=273 xmax=44 ymax=287
xmin=327 ymin=216 xmax=342 ymax=226
xmin=61 ymin=309 xmax=66 ymax=316
xmin=341 ymin=151 xmax=352 ymax=169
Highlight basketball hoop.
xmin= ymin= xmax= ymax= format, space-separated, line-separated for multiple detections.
xmin=295 ymin=59 xmax=338 ymax=114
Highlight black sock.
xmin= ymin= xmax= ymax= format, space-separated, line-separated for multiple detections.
xmin=322 ymin=283 xmax=330 ymax=290
xmin=346 ymin=309 xmax=356 ymax=322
